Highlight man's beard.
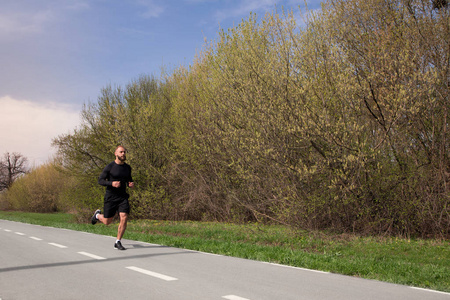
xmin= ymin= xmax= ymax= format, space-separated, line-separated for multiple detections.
xmin=117 ymin=155 xmax=126 ymax=162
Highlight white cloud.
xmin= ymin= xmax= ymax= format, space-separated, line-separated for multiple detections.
xmin=0 ymin=10 xmax=54 ymax=36
xmin=136 ymin=0 xmax=165 ymax=18
xmin=214 ymin=0 xmax=277 ymax=22
xmin=0 ymin=96 xmax=80 ymax=166
xmin=0 ymin=1 xmax=90 ymax=37
xmin=65 ymin=1 xmax=90 ymax=11
xmin=238 ymin=0 xmax=277 ymax=12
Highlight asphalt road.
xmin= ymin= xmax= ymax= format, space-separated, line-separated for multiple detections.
xmin=1 ymin=219 xmax=449 ymax=300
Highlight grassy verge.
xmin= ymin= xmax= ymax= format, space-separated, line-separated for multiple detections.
xmin=1 ymin=211 xmax=449 ymax=293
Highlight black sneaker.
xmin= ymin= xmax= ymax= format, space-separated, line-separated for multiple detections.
xmin=91 ymin=209 xmax=101 ymax=225
xmin=114 ymin=241 xmax=126 ymax=250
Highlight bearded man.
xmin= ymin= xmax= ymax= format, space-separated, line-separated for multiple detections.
xmin=91 ymin=145 xmax=134 ymax=250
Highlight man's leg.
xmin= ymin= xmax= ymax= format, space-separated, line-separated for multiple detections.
xmin=117 ymin=212 xmax=128 ymax=240
xmin=97 ymin=213 xmax=114 ymax=225
xmin=91 ymin=209 xmax=114 ymax=225
xmin=92 ymin=194 xmax=116 ymax=225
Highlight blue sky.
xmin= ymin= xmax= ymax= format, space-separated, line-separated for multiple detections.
xmin=0 ymin=0 xmax=321 ymax=165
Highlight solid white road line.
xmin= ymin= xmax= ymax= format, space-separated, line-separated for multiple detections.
xmin=126 ymin=266 xmax=178 ymax=281
xmin=410 ymin=287 xmax=450 ymax=296
xmin=78 ymin=252 xmax=106 ymax=260
xmin=48 ymin=242 xmax=68 ymax=248
xmin=222 ymin=295 xmax=251 ymax=300
xmin=262 ymin=261 xmax=330 ymax=274
xmin=30 ymin=236 xmax=43 ymax=241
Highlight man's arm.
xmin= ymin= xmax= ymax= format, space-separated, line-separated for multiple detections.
xmin=127 ymin=165 xmax=134 ymax=188
xmin=98 ymin=164 xmax=112 ymax=186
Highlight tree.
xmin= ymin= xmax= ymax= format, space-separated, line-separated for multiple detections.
xmin=0 ymin=152 xmax=29 ymax=191
xmin=52 ymin=75 xmax=175 ymax=218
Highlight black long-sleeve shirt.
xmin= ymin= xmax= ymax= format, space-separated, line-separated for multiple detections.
xmin=98 ymin=161 xmax=133 ymax=196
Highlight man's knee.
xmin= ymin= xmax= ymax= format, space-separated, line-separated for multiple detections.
xmin=119 ymin=213 xmax=128 ymax=222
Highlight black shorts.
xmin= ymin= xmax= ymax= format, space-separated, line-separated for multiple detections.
xmin=103 ymin=193 xmax=130 ymax=218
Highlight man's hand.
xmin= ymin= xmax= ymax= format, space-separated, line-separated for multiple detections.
xmin=128 ymin=182 xmax=135 ymax=188
xmin=112 ymin=181 xmax=121 ymax=188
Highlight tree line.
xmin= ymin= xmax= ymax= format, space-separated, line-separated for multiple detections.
xmin=3 ymin=0 xmax=449 ymax=238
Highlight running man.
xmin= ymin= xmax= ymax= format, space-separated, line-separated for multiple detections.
xmin=91 ymin=145 xmax=134 ymax=250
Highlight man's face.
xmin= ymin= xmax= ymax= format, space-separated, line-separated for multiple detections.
xmin=115 ymin=147 xmax=127 ymax=162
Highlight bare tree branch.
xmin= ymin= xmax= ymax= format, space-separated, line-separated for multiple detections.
xmin=0 ymin=152 xmax=29 ymax=191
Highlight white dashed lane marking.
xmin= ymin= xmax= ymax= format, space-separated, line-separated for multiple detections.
xmin=126 ymin=266 xmax=178 ymax=281
xmin=78 ymin=252 xmax=106 ymax=260
xmin=3 ymin=224 xmax=275 ymax=300
xmin=48 ymin=242 xmax=68 ymax=249
xmin=222 ymin=295 xmax=251 ymax=300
